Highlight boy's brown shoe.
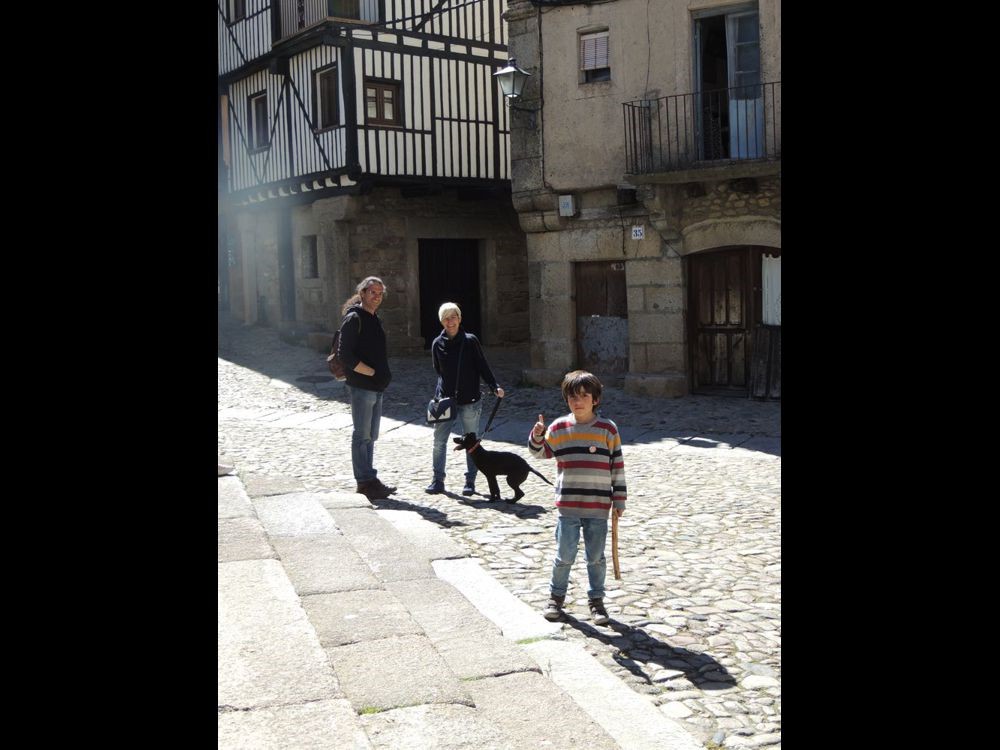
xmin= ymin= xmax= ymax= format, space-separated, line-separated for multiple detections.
xmin=543 ymin=595 xmax=565 ymax=621
xmin=588 ymin=598 xmax=610 ymax=625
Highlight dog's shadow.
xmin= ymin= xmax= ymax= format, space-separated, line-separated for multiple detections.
xmin=455 ymin=490 xmax=546 ymax=519
xmin=369 ymin=495 xmax=468 ymax=528
xmin=562 ymin=615 xmax=736 ymax=689
xmin=369 ymin=492 xmax=546 ymax=523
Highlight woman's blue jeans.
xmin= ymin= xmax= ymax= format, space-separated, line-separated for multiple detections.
xmin=550 ymin=516 xmax=608 ymax=599
xmin=347 ymin=385 xmax=382 ymax=483
xmin=431 ymin=400 xmax=483 ymax=483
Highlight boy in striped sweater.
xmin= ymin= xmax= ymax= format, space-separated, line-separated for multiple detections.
xmin=528 ymin=370 xmax=626 ymax=625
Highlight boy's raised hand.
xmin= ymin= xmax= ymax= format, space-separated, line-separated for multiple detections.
xmin=532 ymin=413 xmax=545 ymax=438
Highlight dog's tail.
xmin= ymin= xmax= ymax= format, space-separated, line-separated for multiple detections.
xmin=528 ymin=466 xmax=553 ymax=486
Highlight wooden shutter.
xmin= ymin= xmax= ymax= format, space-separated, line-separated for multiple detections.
xmin=580 ymin=31 xmax=609 ymax=71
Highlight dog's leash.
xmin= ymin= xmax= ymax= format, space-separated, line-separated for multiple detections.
xmin=481 ymin=393 xmax=503 ymax=435
xmin=465 ymin=395 xmax=502 ymax=455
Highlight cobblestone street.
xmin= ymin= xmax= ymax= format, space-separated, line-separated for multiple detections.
xmin=218 ymin=316 xmax=781 ymax=748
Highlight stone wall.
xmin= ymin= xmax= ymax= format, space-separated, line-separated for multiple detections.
xmin=291 ymin=205 xmax=325 ymax=326
xmin=233 ymin=209 xmax=281 ymax=326
xmin=681 ymin=177 xmax=781 ymax=227
xmin=514 ymin=175 xmax=781 ymax=397
xmin=228 ymin=187 xmax=529 ymax=356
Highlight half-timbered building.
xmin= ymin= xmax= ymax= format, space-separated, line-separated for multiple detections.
xmin=218 ymin=1 xmax=528 ymax=352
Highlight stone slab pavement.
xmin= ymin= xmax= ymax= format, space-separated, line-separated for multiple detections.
xmin=218 ymin=315 xmax=780 ymax=748
xmin=219 ymin=477 xmax=701 ymax=749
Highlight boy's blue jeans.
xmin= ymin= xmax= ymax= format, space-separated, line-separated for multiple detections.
xmin=347 ymin=385 xmax=382 ymax=483
xmin=549 ymin=516 xmax=608 ymax=600
xmin=431 ymin=400 xmax=483 ymax=483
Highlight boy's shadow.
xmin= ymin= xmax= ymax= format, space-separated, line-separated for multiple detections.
xmin=562 ymin=615 xmax=736 ymax=689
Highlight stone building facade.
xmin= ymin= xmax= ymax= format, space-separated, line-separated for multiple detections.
xmin=505 ymin=0 xmax=781 ymax=398
xmin=224 ymin=188 xmax=529 ymax=354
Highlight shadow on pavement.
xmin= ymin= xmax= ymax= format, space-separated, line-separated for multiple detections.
xmin=563 ymin=616 xmax=736 ymax=689
xmin=372 ymin=491 xmax=546 ymax=525
xmin=219 ymin=312 xmax=780 ymax=456
xmin=369 ymin=496 xmax=468 ymax=528
xmin=454 ymin=493 xmax=546 ymax=519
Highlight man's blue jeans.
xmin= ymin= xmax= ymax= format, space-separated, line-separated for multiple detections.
xmin=550 ymin=516 xmax=609 ymax=600
xmin=431 ymin=400 xmax=483 ymax=484
xmin=347 ymin=385 xmax=382 ymax=483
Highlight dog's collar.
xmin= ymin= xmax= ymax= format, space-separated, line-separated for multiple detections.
xmin=466 ymin=441 xmax=481 ymax=454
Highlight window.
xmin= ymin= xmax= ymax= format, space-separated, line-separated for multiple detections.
xmin=302 ymin=236 xmax=319 ymax=279
xmin=730 ymin=13 xmax=761 ymax=96
xmin=580 ymin=30 xmax=610 ymax=83
xmin=314 ymin=66 xmax=339 ymax=130
xmin=365 ymin=80 xmax=401 ymax=126
xmin=229 ymin=0 xmax=246 ymax=22
xmin=249 ymin=92 xmax=268 ymax=150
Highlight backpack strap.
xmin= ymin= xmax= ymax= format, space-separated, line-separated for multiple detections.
xmin=333 ymin=311 xmax=361 ymax=357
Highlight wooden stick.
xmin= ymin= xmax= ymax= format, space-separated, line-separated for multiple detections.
xmin=611 ymin=511 xmax=621 ymax=580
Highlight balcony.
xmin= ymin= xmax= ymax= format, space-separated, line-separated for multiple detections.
xmin=277 ymin=0 xmax=380 ymax=41
xmin=623 ymin=81 xmax=780 ymax=180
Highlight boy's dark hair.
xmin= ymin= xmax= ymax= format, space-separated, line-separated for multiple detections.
xmin=561 ymin=370 xmax=603 ymax=407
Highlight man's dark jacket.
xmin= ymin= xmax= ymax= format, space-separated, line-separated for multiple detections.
xmin=338 ymin=305 xmax=391 ymax=392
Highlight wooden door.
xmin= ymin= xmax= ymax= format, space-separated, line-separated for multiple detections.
xmin=688 ymin=247 xmax=758 ymax=394
xmin=418 ymin=239 xmax=481 ymax=348
xmin=575 ymin=261 xmax=628 ymax=373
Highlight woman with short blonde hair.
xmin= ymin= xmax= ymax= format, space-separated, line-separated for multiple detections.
xmin=426 ymin=303 xmax=505 ymax=496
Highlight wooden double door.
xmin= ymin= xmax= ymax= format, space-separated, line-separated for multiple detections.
xmin=688 ymin=246 xmax=777 ymax=395
xmin=575 ymin=261 xmax=628 ymax=374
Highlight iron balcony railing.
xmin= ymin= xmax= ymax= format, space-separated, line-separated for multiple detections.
xmin=277 ymin=0 xmax=380 ymax=40
xmin=623 ymin=81 xmax=780 ymax=174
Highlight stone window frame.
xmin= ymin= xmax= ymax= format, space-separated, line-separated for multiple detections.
xmin=301 ymin=235 xmax=319 ymax=279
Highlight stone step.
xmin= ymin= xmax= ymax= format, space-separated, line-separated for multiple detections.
xmin=220 ymin=480 xmax=705 ymax=749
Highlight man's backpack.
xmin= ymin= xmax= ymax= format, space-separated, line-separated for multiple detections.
xmin=327 ymin=313 xmax=360 ymax=381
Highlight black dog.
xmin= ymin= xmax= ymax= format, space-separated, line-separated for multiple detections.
xmin=453 ymin=432 xmax=552 ymax=503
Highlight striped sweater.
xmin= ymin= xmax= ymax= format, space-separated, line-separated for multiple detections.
xmin=527 ymin=413 xmax=627 ymax=518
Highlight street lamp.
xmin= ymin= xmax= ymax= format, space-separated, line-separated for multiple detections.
xmin=493 ymin=58 xmax=531 ymax=100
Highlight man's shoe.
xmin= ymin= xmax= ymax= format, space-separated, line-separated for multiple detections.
xmin=371 ymin=478 xmax=396 ymax=495
xmin=218 ymin=463 xmax=234 ymax=477
xmin=356 ymin=480 xmax=391 ymax=500
xmin=588 ymin=598 xmax=610 ymax=626
xmin=461 ymin=481 xmax=475 ymax=496
xmin=543 ymin=595 xmax=565 ymax=622
xmin=425 ymin=479 xmax=445 ymax=494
